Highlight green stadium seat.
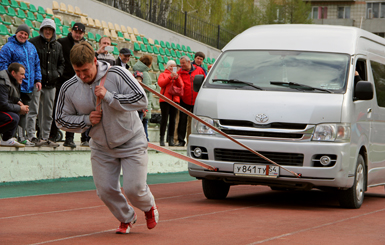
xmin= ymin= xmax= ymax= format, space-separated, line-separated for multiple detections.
xmin=10 ymin=25 xmax=17 ymax=35
xmin=170 ymin=49 xmax=176 ymax=58
xmin=203 ymin=63 xmax=208 ymax=71
xmin=0 ymin=5 xmax=6 ymax=15
xmin=14 ymin=17 xmax=24 ymax=27
xmin=63 ymin=19 xmax=70 ymax=27
xmin=165 ymin=49 xmax=171 ymax=57
xmin=147 ymin=45 xmax=153 ymax=53
xmin=62 ymin=25 xmax=69 ymax=36
xmin=87 ymin=32 xmax=95 ymax=41
xmin=54 ymin=18 xmax=62 ymax=27
xmin=111 ymin=42 xmax=117 ymax=46
xmin=0 ymin=0 xmax=10 ymax=6
xmin=140 ymin=43 xmax=147 ymax=52
xmin=159 ymin=47 xmax=165 ymax=56
xmin=1 ymin=15 xmax=12 ymax=26
xmin=143 ymin=37 xmax=149 ymax=45
xmin=129 ymin=57 xmax=137 ymax=67
xmin=176 ymin=59 xmax=181 ymax=66
xmin=71 ymin=21 xmax=76 ymax=28
xmin=7 ymin=7 xmax=16 ymax=17
xmin=212 ymin=58 xmax=216 ymax=63
xmin=37 ymin=6 xmax=46 ymax=15
xmin=153 ymin=46 xmax=159 ymax=55
xmin=136 ymin=35 xmax=142 ymax=42
xmin=134 ymin=42 xmax=140 ymax=52
xmin=182 ymin=45 xmax=187 ymax=52
xmin=10 ymin=0 xmax=18 ymax=9
xmin=32 ymin=30 xmax=39 ymax=37
xmin=157 ymin=55 xmax=164 ymax=64
xmin=187 ymin=46 xmax=193 ymax=53
xmin=28 ymin=3 xmax=37 ymax=12
xmin=166 ymin=41 xmax=171 ymax=49
xmin=25 ymin=19 xmax=34 ymax=29
xmin=113 ymin=46 xmax=119 ymax=55
xmin=0 ymin=36 xmax=6 ymax=46
xmin=163 ymin=56 xmax=169 ymax=63
xmin=56 ymin=27 xmax=62 ymax=35
xmin=0 ymin=24 xmax=10 ymax=36
xmin=34 ymin=21 xmax=41 ymax=31
xmin=152 ymin=63 xmax=159 ymax=72
xmin=171 ymin=43 xmax=177 ymax=50
xmin=17 ymin=9 xmax=26 ymax=19
xmin=117 ymin=31 xmax=124 ymax=39
xmin=176 ymin=44 xmax=182 ymax=51
xmin=159 ymin=63 xmax=165 ymax=72
xmin=95 ymin=33 xmax=101 ymax=42
xmin=187 ymin=54 xmax=193 ymax=60
xmin=181 ymin=51 xmax=186 ymax=56
xmin=176 ymin=51 xmax=181 ymax=58
xmin=154 ymin=39 xmax=160 ymax=46
xmin=160 ymin=40 xmax=166 ymax=48
xmin=27 ymin=12 xmax=36 ymax=21
xmin=36 ymin=13 xmax=44 ymax=23
xmin=206 ymin=58 xmax=211 ymax=64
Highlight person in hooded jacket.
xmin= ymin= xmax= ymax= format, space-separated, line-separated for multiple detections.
xmin=132 ymin=55 xmax=156 ymax=141
xmin=0 ymin=24 xmax=42 ymax=146
xmin=157 ymin=60 xmax=183 ymax=146
xmin=28 ymin=19 xmax=64 ymax=147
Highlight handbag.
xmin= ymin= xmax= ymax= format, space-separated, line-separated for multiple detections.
xmin=168 ymin=79 xmax=184 ymax=97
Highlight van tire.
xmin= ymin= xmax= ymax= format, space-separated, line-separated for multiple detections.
xmin=202 ymin=179 xmax=230 ymax=199
xmin=339 ymin=155 xmax=366 ymax=209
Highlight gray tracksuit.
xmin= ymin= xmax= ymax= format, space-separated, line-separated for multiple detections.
xmin=55 ymin=61 xmax=154 ymax=223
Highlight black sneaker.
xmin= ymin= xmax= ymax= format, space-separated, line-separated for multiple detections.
xmin=63 ymin=139 xmax=76 ymax=148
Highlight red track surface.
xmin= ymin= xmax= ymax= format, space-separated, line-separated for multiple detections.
xmin=1 ymin=181 xmax=385 ymax=245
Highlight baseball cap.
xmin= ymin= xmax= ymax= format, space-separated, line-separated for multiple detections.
xmin=72 ymin=23 xmax=85 ymax=32
xmin=120 ymin=48 xmax=132 ymax=56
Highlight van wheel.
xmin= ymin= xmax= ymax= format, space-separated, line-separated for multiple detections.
xmin=339 ymin=155 xmax=366 ymax=209
xmin=202 ymin=179 xmax=230 ymax=199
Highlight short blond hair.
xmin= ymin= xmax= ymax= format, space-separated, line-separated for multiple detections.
xmin=70 ymin=41 xmax=95 ymax=67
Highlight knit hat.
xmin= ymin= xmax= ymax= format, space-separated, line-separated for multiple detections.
xmin=166 ymin=60 xmax=176 ymax=69
xmin=16 ymin=24 xmax=30 ymax=36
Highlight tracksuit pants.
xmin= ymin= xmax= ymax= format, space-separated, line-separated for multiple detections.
xmin=0 ymin=111 xmax=19 ymax=141
xmin=26 ymin=86 xmax=56 ymax=140
xmin=90 ymin=131 xmax=155 ymax=223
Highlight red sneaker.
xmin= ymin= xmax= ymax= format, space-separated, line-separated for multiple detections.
xmin=145 ymin=205 xmax=159 ymax=229
xmin=116 ymin=214 xmax=137 ymax=234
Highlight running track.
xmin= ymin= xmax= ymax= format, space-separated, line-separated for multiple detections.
xmin=1 ymin=180 xmax=385 ymax=244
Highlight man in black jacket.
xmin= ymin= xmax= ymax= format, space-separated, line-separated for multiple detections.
xmin=49 ymin=22 xmax=86 ymax=148
xmin=115 ymin=48 xmax=131 ymax=70
xmin=0 ymin=63 xmax=29 ymax=147
xmin=28 ymin=19 xmax=64 ymax=147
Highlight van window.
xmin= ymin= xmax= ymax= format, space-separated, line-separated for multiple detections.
xmin=206 ymin=51 xmax=350 ymax=93
xmin=370 ymin=60 xmax=385 ymax=107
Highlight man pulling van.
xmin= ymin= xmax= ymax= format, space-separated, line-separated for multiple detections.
xmin=189 ymin=24 xmax=385 ymax=209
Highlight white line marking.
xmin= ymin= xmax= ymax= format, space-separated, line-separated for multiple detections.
xmin=28 ymin=204 xmax=265 ymax=245
xmin=247 ymin=207 xmax=385 ymax=245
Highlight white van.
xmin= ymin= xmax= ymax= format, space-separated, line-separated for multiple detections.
xmin=188 ymin=24 xmax=385 ymax=209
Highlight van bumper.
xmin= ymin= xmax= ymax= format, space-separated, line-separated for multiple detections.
xmin=187 ymin=134 xmax=355 ymax=189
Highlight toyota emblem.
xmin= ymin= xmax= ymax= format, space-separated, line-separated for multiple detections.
xmin=256 ymin=114 xmax=269 ymax=123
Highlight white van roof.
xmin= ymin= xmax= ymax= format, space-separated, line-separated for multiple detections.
xmin=223 ymin=24 xmax=385 ymax=55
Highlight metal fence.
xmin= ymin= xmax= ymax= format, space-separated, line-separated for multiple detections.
xmin=96 ymin=0 xmax=236 ymax=49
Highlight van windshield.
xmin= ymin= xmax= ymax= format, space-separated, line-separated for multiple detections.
xmin=206 ymin=50 xmax=350 ymax=93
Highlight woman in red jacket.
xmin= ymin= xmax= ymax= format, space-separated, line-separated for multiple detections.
xmin=158 ymin=60 xmax=184 ymax=146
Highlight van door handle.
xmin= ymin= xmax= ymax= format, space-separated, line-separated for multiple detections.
xmin=367 ymin=108 xmax=372 ymax=113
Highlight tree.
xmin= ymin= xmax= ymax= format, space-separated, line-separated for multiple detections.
xmin=223 ymin=0 xmax=261 ymax=34
xmin=258 ymin=0 xmax=312 ymax=24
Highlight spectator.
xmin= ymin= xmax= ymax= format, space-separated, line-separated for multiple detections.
xmin=177 ymin=56 xmax=205 ymax=146
xmin=192 ymin=51 xmax=207 ymax=75
xmin=55 ymin=42 xmax=158 ymax=233
xmin=95 ymin=37 xmax=115 ymax=65
xmin=116 ymin=48 xmax=131 ymax=70
xmin=50 ymin=22 xmax=87 ymax=148
xmin=133 ymin=55 xmax=156 ymax=141
xmin=0 ymin=63 xmax=29 ymax=147
xmin=157 ymin=60 xmax=183 ymax=146
xmin=0 ymin=24 xmax=42 ymax=147
xmin=27 ymin=19 xmax=64 ymax=147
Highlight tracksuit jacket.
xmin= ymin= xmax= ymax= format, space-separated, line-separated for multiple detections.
xmin=0 ymin=70 xmax=21 ymax=113
xmin=55 ymin=61 xmax=148 ymax=149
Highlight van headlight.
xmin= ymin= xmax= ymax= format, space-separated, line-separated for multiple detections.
xmin=312 ymin=124 xmax=350 ymax=142
xmin=193 ymin=117 xmax=216 ymax=135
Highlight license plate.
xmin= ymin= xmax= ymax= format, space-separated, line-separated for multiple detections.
xmin=234 ymin=163 xmax=279 ymax=178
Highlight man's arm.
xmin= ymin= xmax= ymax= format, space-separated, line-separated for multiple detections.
xmin=0 ymin=46 xmax=11 ymax=71
xmin=95 ymin=67 xmax=148 ymax=112
xmin=55 ymin=81 xmax=91 ymax=133
xmin=57 ymin=44 xmax=65 ymax=77
xmin=0 ymin=84 xmax=21 ymax=113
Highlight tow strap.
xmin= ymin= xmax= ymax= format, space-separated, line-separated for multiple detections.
xmin=139 ymin=81 xmax=302 ymax=178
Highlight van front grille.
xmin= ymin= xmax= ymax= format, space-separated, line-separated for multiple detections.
xmin=219 ymin=120 xmax=307 ymax=130
xmin=221 ymin=129 xmax=303 ymax=139
xmin=214 ymin=148 xmax=304 ymax=166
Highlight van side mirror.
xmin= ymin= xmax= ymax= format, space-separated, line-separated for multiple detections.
xmin=354 ymin=81 xmax=373 ymax=101
xmin=193 ymin=75 xmax=205 ymax=92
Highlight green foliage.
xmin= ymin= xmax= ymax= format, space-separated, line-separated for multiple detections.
xmin=223 ymin=0 xmax=261 ymax=34
xmin=258 ymin=0 xmax=312 ymax=24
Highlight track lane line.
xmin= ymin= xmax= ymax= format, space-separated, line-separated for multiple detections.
xmin=248 ymin=207 xmax=385 ymax=244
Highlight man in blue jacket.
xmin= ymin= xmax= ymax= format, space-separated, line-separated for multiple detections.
xmin=0 ymin=24 xmax=42 ymax=146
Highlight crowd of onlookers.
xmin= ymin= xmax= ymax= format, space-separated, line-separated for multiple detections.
xmin=0 ymin=20 xmax=209 ymax=148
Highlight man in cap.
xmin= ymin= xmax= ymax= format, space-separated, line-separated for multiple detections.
xmin=95 ymin=37 xmax=115 ymax=65
xmin=0 ymin=24 xmax=42 ymax=146
xmin=28 ymin=19 xmax=64 ymax=147
xmin=115 ymin=48 xmax=131 ymax=70
xmin=50 ymin=22 xmax=87 ymax=148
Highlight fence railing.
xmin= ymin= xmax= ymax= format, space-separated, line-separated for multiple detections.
xmin=96 ymin=0 xmax=236 ymax=49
